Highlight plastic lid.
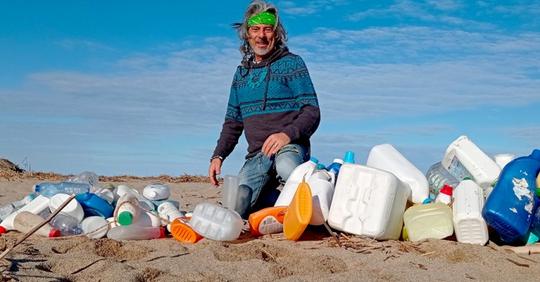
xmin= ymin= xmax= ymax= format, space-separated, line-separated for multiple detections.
xmin=531 ymin=149 xmax=540 ymax=160
xmin=309 ymin=157 xmax=319 ymax=164
xmin=0 ymin=226 xmax=6 ymax=234
xmin=117 ymin=211 xmax=134 ymax=225
xmin=316 ymin=164 xmax=326 ymax=170
xmin=462 ymin=177 xmax=472 ymax=181
xmin=343 ymin=151 xmax=355 ymax=164
xmin=422 ymin=198 xmax=432 ymax=204
xmin=536 ymin=188 xmax=540 ymax=198
xmin=159 ymin=227 xmax=166 ymax=238
xmin=333 ymin=158 xmax=344 ymax=164
xmin=440 ymin=184 xmax=453 ymax=196
xmin=49 ymin=229 xmax=61 ymax=238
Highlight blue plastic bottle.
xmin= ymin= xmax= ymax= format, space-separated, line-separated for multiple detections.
xmin=35 ymin=182 xmax=91 ymax=197
xmin=75 ymin=193 xmax=114 ymax=218
xmin=482 ymin=149 xmax=540 ymax=244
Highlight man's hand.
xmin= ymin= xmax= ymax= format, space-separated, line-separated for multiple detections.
xmin=208 ymin=158 xmax=223 ymax=186
xmin=262 ymin=132 xmax=291 ymax=157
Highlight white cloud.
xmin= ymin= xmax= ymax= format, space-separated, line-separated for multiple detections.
xmin=279 ymin=0 xmax=348 ymax=16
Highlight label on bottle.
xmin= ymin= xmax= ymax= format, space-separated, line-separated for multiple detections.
xmin=447 ymin=156 xmax=474 ymax=182
xmin=258 ymin=215 xmax=283 ymax=235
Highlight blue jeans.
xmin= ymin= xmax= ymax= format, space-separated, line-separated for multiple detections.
xmin=235 ymin=144 xmax=309 ymax=218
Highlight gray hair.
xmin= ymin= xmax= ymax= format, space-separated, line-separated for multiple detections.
xmin=233 ymin=0 xmax=288 ymax=63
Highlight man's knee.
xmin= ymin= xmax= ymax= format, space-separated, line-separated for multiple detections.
xmin=275 ymin=144 xmax=306 ymax=183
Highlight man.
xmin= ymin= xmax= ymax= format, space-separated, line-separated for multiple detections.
xmin=208 ymin=0 xmax=320 ymax=218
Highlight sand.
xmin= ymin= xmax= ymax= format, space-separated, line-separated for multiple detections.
xmin=1 ymin=177 xmax=539 ymax=281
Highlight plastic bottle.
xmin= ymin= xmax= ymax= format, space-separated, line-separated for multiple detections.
xmin=442 ymin=135 xmax=501 ymax=193
xmin=13 ymin=211 xmax=61 ymax=237
xmin=283 ymin=179 xmax=313 ymax=241
xmin=0 ymin=193 xmax=36 ymax=221
xmin=66 ymin=171 xmax=99 ymax=187
xmin=366 ymin=144 xmax=429 ymax=204
xmin=114 ymin=185 xmax=154 ymax=211
xmin=49 ymin=193 xmax=85 ymax=223
xmin=81 ymin=216 xmax=109 ymax=239
xmin=142 ymin=183 xmax=171 ymax=201
xmin=248 ymin=206 xmax=287 ymax=236
xmin=482 ymin=149 xmax=540 ymax=244
xmin=403 ymin=203 xmax=454 ymax=242
xmin=274 ymin=157 xmax=319 ymax=206
xmin=50 ymin=213 xmax=83 ymax=236
xmin=189 ymin=202 xmax=243 ymax=241
xmin=493 ymin=154 xmax=515 ymax=170
xmin=0 ymin=195 xmax=50 ymax=234
xmin=169 ymin=219 xmax=203 ymax=243
xmin=435 ymin=185 xmax=453 ymax=205
xmin=94 ymin=188 xmax=115 ymax=204
xmin=158 ymin=201 xmax=186 ymax=231
xmin=107 ymin=225 xmax=165 ymax=240
xmin=115 ymin=193 xmax=141 ymax=226
xmin=326 ymin=158 xmax=343 ymax=177
xmin=307 ymin=169 xmax=335 ymax=225
xmin=75 ymin=193 xmax=114 ymax=218
xmin=34 ymin=182 xmax=91 ymax=197
xmin=222 ymin=175 xmax=244 ymax=211
xmin=426 ymin=162 xmax=460 ymax=197
xmin=453 ymin=180 xmax=488 ymax=245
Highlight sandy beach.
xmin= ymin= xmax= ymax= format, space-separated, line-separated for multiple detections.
xmin=0 ymin=174 xmax=539 ymax=282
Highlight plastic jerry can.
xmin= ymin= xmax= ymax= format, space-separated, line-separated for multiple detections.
xmin=442 ymin=136 xmax=501 ymax=193
xmin=13 ymin=211 xmax=61 ymax=237
xmin=248 ymin=206 xmax=287 ymax=236
xmin=170 ymin=218 xmax=203 ymax=243
xmin=327 ymin=164 xmax=410 ymax=240
xmin=403 ymin=203 xmax=454 ymax=242
xmin=452 ymin=180 xmax=488 ymax=245
xmin=0 ymin=195 xmax=51 ymax=234
xmin=366 ymin=144 xmax=429 ymax=204
xmin=482 ymin=149 xmax=540 ymax=244
xmin=307 ymin=169 xmax=335 ymax=225
xmin=189 ymin=202 xmax=243 ymax=241
xmin=107 ymin=225 xmax=165 ymax=240
xmin=274 ymin=157 xmax=319 ymax=207
xmin=283 ymin=179 xmax=313 ymax=241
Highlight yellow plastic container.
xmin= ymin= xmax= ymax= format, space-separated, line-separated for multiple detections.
xmin=403 ymin=203 xmax=453 ymax=242
xmin=283 ymin=179 xmax=312 ymax=241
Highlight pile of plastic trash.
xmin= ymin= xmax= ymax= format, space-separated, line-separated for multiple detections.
xmin=1 ymin=135 xmax=539 ymax=248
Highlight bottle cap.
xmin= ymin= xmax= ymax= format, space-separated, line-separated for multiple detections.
xmin=531 ymin=149 xmax=540 ymax=160
xmin=49 ymin=229 xmax=61 ymax=238
xmin=117 ymin=211 xmax=134 ymax=226
xmin=536 ymin=187 xmax=540 ymax=198
xmin=309 ymin=157 xmax=319 ymax=164
xmin=422 ymin=198 xmax=432 ymax=204
xmin=343 ymin=151 xmax=355 ymax=164
xmin=316 ymin=164 xmax=326 ymax=170
xmin=159 ymin=227 xmax=166 ymax=238
xmin=440 ymin=184 xmax=453 ymax=196
xmin=0 ymin=226 xmax=6 ymax=234
xmin=333 ymin=158 xmax=344 ymax=164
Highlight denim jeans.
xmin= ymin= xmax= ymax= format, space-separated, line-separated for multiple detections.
xmin=235 ymin=144 xmax=309 ymax=218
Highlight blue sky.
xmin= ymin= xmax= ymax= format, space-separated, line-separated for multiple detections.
xmin=1 ymin=0 xmax=539 ymax=176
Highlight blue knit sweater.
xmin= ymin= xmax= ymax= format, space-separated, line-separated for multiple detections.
xmin=213 ymin=48 xmax=320 ymax=160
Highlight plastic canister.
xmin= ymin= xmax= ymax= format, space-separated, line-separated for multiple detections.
xmin=366 ymin=144 xmax=429 ymax=204
xmin=13 ymin=211 xmax=60 ymax=237
xmin=0 ymin=195 xmax=50 ymax=233
xmin=307 ymin=169 xmax=335 ymax=225
xmin=115 ymin=193 xmax=140 ymax=226
xmin=107 ymin=225 xmax=165 ymax=240
xmin=442 ymin=135 xmax=501 ymax=193
xmin=75 ymin=193 xmax=114 ymax=218
xmin=403 ymin=202 xmax=454 ymax=242
xmin=189 ymin=202 xmax=243 ymax=241
xmin=170 ymin=219 xmax=203 ymax=243
xmin=142 ymin=183 xmax=171 ymax=201
xmin=248 ymin=206 xmax=287 ymax=236
xmin=494 ymin=154 xmax=515 ymax=170
xmin=283 ymin=179 xmax=313 ymax=241
xmin=49 ymin=193 xmax=85 ymax=223
xmin=452 ymin=180 xmax=488 ymax=245
xmin=274 ymin=157 xmax=319 ymax=207
xmin=81 ymin=216 xmax=109 ymax=239
xmin=482 ymin=149 xmax=540 ymax=244
xmin=327 ymin=163 xmax=410 ymax=240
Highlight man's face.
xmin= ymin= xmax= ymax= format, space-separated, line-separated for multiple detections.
xmin=248 ymin=24 xmax=276 ymax=58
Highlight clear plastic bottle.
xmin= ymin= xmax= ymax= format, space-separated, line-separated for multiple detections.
xmin=13 ymin=211 xmax=61 ymax=237
xmin=50 ymin=213 xmax=83 ymax=236
xmin=34 ymin=182 xmax=91 ymax=197
xmin=425 ymin=162 xmax=460 ymax=197
xmin=0 ymin=194 xmax=36 ymax=220
xmin=107 ymin=225 xmax=165 ymax=240
xmin=190 ymin=202 xmax=243 ymax=241
xmin=66 ymin=171 xmax=99 ymax=187
xmin=157 ymin=201 xmax=185 ymax=231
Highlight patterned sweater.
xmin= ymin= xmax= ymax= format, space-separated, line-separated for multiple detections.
xmin=212 ymin=48 xmax=320 ymax=160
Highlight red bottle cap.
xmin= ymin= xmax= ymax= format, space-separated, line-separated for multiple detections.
xmin=49 ymin=229 xmax=61 ymax=238
xmin=0 ymin=226 xmax=6 ymax=234
xmin=440 ymin=184 xmax=453 ymax=196
xmin=159 ymin=227 xmax=166 ymax=238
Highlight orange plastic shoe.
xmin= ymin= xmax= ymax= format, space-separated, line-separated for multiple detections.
xmin=283 ymin=178 xmax=313 ymax=241
xmin=170 ymin=219 xmax=203 ymax=243
xmin=248 ymin=206 xmax=287 ymax=236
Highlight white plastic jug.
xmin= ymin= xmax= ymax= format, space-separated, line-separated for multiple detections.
xmin=307 ymin=169 xmax=335 ymax=225
xmin=453 ymin=180 xmax=488 ymax=245
xmin=366 ymin=144 xmax=429 ymax=204
xmin=49 ymin=193 xmax=85 ymax=223
xmin=81 ymin=216 xmax=109 ymax=239
xmin=0 ymin=195 xmax=51 ymax=233
xmin=493 ymin=154 xmax=515 ymax=170
xmin=403 ymin=203 xmax=454 ymax=242
xmin=327 ymin=163 xmax=410 ymax=240
xmin=158 ymin=201 xmax=185 ymax=232
xmin=274 ymin=157 xmax=319 ymax=207
xmin=442 ymin=136 xmax=501 ymax=193
xmin=190 ymin=202 xmax=243 ymax=241
xmin=143 ymin=183 xmax=171 ymax=201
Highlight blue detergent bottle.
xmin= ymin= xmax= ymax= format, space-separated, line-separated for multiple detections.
xmin=482 ymin=149 xmax=540 ymax=244
xmin=75 ymin=193 xmax=114 ymax=218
